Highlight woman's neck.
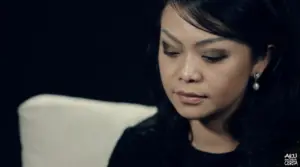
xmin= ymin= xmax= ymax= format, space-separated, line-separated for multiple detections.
xmin=189 ymin=120 xmax=239 ymax=154
xmin=189 ymin=100 xmax=241 ymax=154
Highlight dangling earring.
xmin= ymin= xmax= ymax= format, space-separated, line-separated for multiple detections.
xmin=252 ymin=72 xmax=261 ymax=91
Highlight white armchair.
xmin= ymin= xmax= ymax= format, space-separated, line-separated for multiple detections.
xmin=18 ymin=94 xmax=157 ymax=167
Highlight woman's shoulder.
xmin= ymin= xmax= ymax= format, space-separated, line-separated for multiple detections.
xmin=119 ymin=115 xmax=164 ymax=147
xmin=108 ymin=115 xmax=165 ymax=166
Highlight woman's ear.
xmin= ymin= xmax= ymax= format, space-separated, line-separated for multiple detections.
xmin=251 ymin=44 xmax=274 ymax=75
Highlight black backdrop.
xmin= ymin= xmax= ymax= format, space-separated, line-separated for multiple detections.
xmin=4 ymin=0 xmax=161 ymax=166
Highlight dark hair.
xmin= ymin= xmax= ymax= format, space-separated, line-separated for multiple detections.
xmin=143 ymin=0 xmax=300 ymax=166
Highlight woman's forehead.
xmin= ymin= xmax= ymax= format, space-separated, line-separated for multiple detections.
xmin=161 ymin=6 xmax=220 ymax=43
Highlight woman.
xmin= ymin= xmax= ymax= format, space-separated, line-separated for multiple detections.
xmin=108 ymin=0 xmax=300 ymax=166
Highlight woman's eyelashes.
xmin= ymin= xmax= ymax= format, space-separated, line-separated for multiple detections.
xmin=162 ymin=41 xmax=181 ymax=57
xmin=162 ymin=41 xmax=228 ymax=63
xmin=202 ymin=50 xmax=228 ymax=63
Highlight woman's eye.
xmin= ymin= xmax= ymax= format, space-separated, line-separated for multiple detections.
xmin=202 ymin=54 xmax=227 ymax=63
xmin=162 ymin=41 xmax=180 ymax=57
xmin=163 ymin=51 xmax=180 ymax=57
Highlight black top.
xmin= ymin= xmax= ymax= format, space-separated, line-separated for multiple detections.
xmin=108 ymin=126 xmax=243 ymax=167
xmin=107 ymin=112 xmax=300 ymax=167
xmin=182 ymin=143 xmax=240 ymax=167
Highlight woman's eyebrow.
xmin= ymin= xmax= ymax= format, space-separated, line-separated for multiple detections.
xmin=194 ymin=37 xmax=226 ymax=47
xmin=161 ymin=28 xmax=226 ymax=47
xmin=161 ymin=28 xmax=182 ymax=45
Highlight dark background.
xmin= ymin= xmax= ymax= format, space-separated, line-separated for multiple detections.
xmin=4 ymin=0 xmax=161 ymax=166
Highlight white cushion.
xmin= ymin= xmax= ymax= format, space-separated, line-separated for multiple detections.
xmin=18 ymin=94 xmax=157 ymax=167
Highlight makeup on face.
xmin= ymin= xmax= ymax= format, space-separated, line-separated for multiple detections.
xmin=160 ymin=28 xmax=230 ymax=63
xmin=173 ymin=89 xmax=209 ymax=105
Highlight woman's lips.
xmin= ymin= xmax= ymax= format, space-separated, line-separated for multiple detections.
xmin=175 ymin=91 xmax=208 ymax=105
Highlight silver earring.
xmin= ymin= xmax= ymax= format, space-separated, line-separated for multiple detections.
xmin=253 ymin=72 xmax=261 ymax=91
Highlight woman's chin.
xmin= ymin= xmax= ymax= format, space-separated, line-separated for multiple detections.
xmin=175 ymin=107 xmax=213 ymax=120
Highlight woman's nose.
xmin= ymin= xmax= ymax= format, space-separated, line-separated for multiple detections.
xmin=179 ymin=55 xmax=203 ymax=83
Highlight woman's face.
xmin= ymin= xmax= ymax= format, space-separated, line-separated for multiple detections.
xmin=159 ymin=6 xmax=268 ymax=120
